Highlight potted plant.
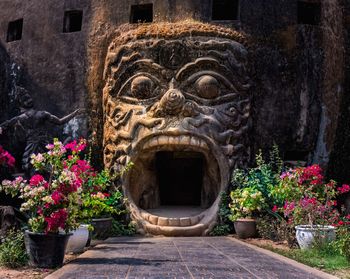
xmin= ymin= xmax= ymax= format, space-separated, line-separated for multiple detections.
xmin=0 ymin=138 xmax=86 ymax=268
xmin=81 ymin=189 xmax=126 ymax=240
xmin=76 ymin=158 xmax=132 ymax=240
xmin=228 ymin=151 xmax=278 ymax=239
xmin=229 ymin=186 xmax=267 ymax=239
xmin=279 ymin=165 xmax=348 ymax=249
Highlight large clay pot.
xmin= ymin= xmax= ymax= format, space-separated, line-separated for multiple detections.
xmin=295 ymin=225 xmax=336 ymax=249
xmin=25 ymin=231 xmax=71 ymax=268
xmin=66 ymin=224 xmax=89 ymax=254
xmin=91 ymin=217 xmax=113 ymax=239
xmin=234 ymin=218 xmax=257 ymax=239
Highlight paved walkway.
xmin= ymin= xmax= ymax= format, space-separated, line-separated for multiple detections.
xmin=47 ymin=237 xmax=336 ymax=279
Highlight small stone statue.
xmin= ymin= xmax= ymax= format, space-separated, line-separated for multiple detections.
xmin=0 ymin=86 xmax=84 ymax=176
xmin=0 ymin=206 xmax=19 ymax=241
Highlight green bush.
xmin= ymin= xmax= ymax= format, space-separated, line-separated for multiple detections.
xmin=209 ymin=224 xmax=231 ymax=236
xmin=209 ymin=192 xmax=234 ymax=236
xmin=332 ymin=225 xmax=350 ymax=262
xmin=0 ymin=230 xmax=28 ymax=268
xmin=110 ymin=219 xmax=136 ymax=236
xmin=256 ymin=215 xmax=280 ymax=241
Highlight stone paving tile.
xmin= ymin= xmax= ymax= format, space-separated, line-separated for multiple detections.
xmin=46 ymin=237 xmax=335 ymax=279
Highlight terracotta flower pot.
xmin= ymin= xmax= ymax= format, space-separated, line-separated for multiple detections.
xmin=234 ymin=218 xmax=257 ymax=239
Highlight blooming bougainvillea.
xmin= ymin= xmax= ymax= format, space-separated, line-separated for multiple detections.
xmin=0 ymin=138 xmax=87 ymax=233
xmin=0 ymin=145 xmax=15 ymax=168
xmin=271 ymin=164 xmax=350 ymax=227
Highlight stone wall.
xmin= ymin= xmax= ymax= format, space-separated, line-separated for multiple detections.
xmin=0 ymin=0 xmax=347 ymax=177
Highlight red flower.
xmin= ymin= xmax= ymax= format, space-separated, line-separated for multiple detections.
xmin=0 ymin=145 xmax=15 ymax=167
xmin=45 ymin=209 xmax=68 ymax=233
xmin=103 ymin=193 xmax=110 ymax=198
xmin=338 ymin=184 xmax=350 ymax=194
xmin=65 ymin=139 xmax=87 ymax=153
xmin=51 ymin=190 xmax=62 ymax=205
xmin=272 ymin=205 xmax=278 ymax=212
xmin=29 ymin=174 xmax=45 ymax=187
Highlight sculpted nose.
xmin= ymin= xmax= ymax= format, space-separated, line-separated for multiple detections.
xmin=158 ymin=88 xmax=185 ymax=115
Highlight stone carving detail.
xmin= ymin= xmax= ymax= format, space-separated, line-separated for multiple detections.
xmin=0 ymin=86 xmax=83 ymax=176
xmin=0 ymin=206 xmax=19 ymax=241
xmin=103 ymin=25 xmax=251 ymax=236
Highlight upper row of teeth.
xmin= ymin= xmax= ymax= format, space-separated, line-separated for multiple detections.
xmin=143 ymin=135 xmax=209 ymax=150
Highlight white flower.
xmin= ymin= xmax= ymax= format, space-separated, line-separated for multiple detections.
xmin=42 ymin=196 xmax=54 ymax=203
xmin=30 ymin=153 xmax=45 ymax=164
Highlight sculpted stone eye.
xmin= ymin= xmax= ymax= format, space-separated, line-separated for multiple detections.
xmin=195 ymin=75 xmax=220 ymax=99
xmin=131 ymin=76 xmax=153 ymax=99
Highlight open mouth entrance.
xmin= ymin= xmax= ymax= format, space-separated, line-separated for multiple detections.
xmin=156 ymin=151 xmax=203 ymax=206
xmin=126 ymin=135 xmax=221 ymax=225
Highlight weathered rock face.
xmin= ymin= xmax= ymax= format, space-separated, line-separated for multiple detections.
xmin=1 ymin=0 xmax=350 ymax=226
xmin=103 ymin=23 xmax=250 ymax=235
xmin=0 ymin=43 xmax=10 ymax=123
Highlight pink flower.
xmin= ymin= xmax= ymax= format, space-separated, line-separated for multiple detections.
xmin=65 ymin=139 xmax=87 ymax=153
xmin=51 ymin=190 xmax=62 ymax=205
xmin=45 ymin=144 xmax=54 ymax=150
xmin=65 ymin=140 xmax=77 ymax=151
xmin=29 ymin=174 xmax=45 ymax=187
xmin=0 ymin=145 xmax=15 ymax=167
xmin=272 ymin=205 xmax=278 ymax=212
xmin=45 ymin=209 xmax=68 ymax=233
xmin=338 ymin=184 xmax=350 ymax=194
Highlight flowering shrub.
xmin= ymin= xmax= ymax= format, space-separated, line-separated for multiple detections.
xmin=81 ymin=190 xmax=126 ymax=220
xmin=231 ymin=147 xmax=282 ymax=208
xmin=229 ymin=187 xmax=267 ymax=221
xmin=0 ymin=145 xmax=15 ymax=168
xmin=332 ymin=212 xmax=350 ymax=261
xmin=272 ymin=165 xmax=349 ymax=227
xmin=0 ymin=138 xmax=86 ymax=233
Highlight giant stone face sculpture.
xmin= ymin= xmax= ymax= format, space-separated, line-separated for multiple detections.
xmin=103 ymin=23 xmax=250 ymax=236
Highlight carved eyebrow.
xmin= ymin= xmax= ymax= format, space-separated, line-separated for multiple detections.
xmin=111 ymin=59 xmax=166 ymax=81
xmin=175 ymin=57 xmax=232 ymax=81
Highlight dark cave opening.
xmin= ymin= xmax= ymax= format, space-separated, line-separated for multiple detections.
xmin=156 ymin=151 xmax=203 ymax=206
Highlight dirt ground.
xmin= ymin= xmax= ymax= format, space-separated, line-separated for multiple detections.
xmin=0 ymin=254 xmax=78 ymax=279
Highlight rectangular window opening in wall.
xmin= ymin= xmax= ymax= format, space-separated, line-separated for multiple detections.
xmin=130 ymin=4 xmax=153 ymax=23
xmin=63 ymin=10 xmax=83 ymax=33
xmin=297 ymin=1 xmax=321 ymax=25
xmin=7 ymin=18 xmax=23 ymax=42
xmin=212 ymin=0 xmax=239 ymax=21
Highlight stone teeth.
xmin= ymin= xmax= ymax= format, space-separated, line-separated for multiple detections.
xmin=180 ymin=135 xmax=191 ymax=145
xmin=199 ymin=140 xmax=209 ymax=150
xmin=141 ymin=211 xmax=149 ymax=221
xmin=143 ymin=135 xmax=208 ymax=150
xmin=180 ymin=217 xmax=191 ymax=227
xmin=190 ymin=137 xmax=199 ymax=147
xmin=190 ymin=216 xmax=200 ymax=225
xmin=157 ymin=217 xmax=169 ymax=226
xmin=157 ymin=136 xmax=168 ymax=145
xmin=168 ymin=218 xmax=180 ymax=226
xmin=168 ymin=137 xmax=175 ymax=145
xmin=143 ymin=141 xmax=151 ymax=150
xmin=148 ymin=138 xmax=158 ymax=148
xmin=148 ymin=215 xmax=158 ymax=225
